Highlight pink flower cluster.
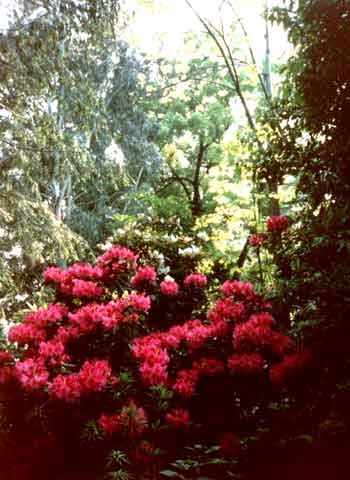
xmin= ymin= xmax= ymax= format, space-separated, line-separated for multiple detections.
xmin=173 ymin=357 xmax=224 ymax=398
xmin=15 ymin=358 xmax=49 ymax=391
xmin=97 ymin=245 xmax=138 ymax=277
xmin=233 ymin=312 xmax=294 ymax=356
xmin=172 ymin=368 xmax=198 ymax=398
xmin=160 ymin=280 xmax=179 ymax=296
xmin=39 ymin=339 xmax=67 ymax=366
xmin=165 ymin=408 xmax=190 ymax=428
xmin=207 ymin=297 xmax=245 ymax=324
xmin=98 ymin=401 xmax=148 ymax=438
xmin=59 ymin=293 xmax=150 ymax=338
xmin=48 ymin=373 xmax=82 ymax=402
xmin=267 ymin=215 xmax=289 ymax=233
xmin=6 ymin=249 xmax=153 ymax=403
xmin=131 ymin=274 xmax=307 ymax=406
xmin=8 ymin=322 xmax=46 ymax=345
xmin=131 ymin=266 xmax=157 ymax=288
xmin=4 ymin=242 xmax=310 ymax=455
xmin=8 ymin=304 xmax=68 ymax=345
xmin=44 ymin=264 xmax=104 ymax=297
xmin=220 ymin=280 xmax=257 ymax=301
xmin=44 ymin=263 xmax=103 ymax=283
xmin=131 ymin=317 xmax=230 ymax=388
xmin=68 ymin=293 xmax=151 ymax=336
xmin=184 ymin=273 xmax=207 ymax=288
xmin=71 ymin=279 xmax=104 ymax=298
xmin=48 ymin=359 xmax=112 ymax=402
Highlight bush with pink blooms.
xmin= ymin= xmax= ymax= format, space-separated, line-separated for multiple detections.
xmin=0 ymin=244 xmax=310 ymax=480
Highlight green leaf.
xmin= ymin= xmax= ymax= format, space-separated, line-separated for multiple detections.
xmin=160 ymin=470 xmax=185 ymax=479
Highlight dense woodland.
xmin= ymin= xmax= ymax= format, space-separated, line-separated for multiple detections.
xmin=0 ymin=0 xmax=350 ymax=479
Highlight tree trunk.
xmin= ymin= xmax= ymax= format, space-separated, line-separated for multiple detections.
xmin=191 ymin=139 xmax=206 ymax=218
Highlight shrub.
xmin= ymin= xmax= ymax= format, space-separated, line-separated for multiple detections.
xmin=0 ymin=245 xmax=308 ymax=479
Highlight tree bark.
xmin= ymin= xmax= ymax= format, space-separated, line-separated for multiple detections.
xmin=191 ymin=138 xmax=206 ymax=218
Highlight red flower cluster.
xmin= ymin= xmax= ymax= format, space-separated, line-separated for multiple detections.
xmin=249 ymin=233 xmax=266 ymax=248
xmin=207 ymin=297 xmax=245 ymax=324
xmin=98 ymin=401 xmax=148 ymax=438
xmin=220 ymin=280 xmax=256 ymax=301
xmin=269 ymin=351 xmax=310 ymax=384
xmin=48 ymin=359 xmax=112 ymax=402
xmin=71 ymin=279 xmax=104 ymax=298
xmin=233 ymin=312 xmax=293 ymax=356
xmin=97 ymin=245 xmax=138 ymax=278
xmin=165 ymin=408 xmax=190 ymax=428
xmin=98 ymin=412 xmax=122 ymax=435
xmin=44 ymin=264 xmax=105 ymax=297
xmin=266 ymin=215 xmax=289 ymax=233
xmin=184 ymin=272 xmax=207 ymax=288
xmin=8 ymin=303 xmax=68 ymax=345
xmin=131 ymin=317 xmax=230 ymax=388
xmin=173 ymin=368 xmax=198 ymax=398
xmin=39 ymin=339 xmax=67 ymax=366
xmin=48 ymin=374 xmax=82 ymax=402
xmin=131 ymin=266 xmax=157 ymax=288
xmin=66 ymin=293 xmax=150 ymax=336
xmin=15 ymin=358 xmax=49 ymax=391
xmin=160 ymin=280 xmax=179 ymax=296
xmin=227 ymin=353 xmax=264 ymax=375
xmin=1 ymin=243 xmax=310 ymax=464
xmin=44 ymin=263 xmax=103 ymax=283
xmin=173 ymin=357 xmax=224 ymax=398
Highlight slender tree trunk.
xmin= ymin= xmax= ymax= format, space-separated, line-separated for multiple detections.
xmin=263 ymin=0 xmax=280 ymax=217
xmin=191 ymin=139 xmax=205 ymax=218
xmin=263 ymin=0 xmax=273 ymax=99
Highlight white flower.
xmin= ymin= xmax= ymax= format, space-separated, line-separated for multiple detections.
xmin=196 ymin=231 xmax=209 ymax=241
xmin=102 ymin=241 xmax=113 ymax=251
xmin=15 ymin=293 xmax=29 ymax=302
xmin=153 ymin=250 xmax=164 ymax=261
xmin=3 ymin=245 xmax=22 ymax=259
xmin=164 ymin=274 xmax=175 ymax=282
xmin=0 ymin=318 xmax=14 ymax=335
xmin=178 ymin=245 xmax=201 ymax=257
xmin=158 ymin=265 xmax=170 ymax=275
xmin=165 ymin=234 xmax=178 ymax=243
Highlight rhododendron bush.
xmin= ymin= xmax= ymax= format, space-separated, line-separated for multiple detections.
xmin=0 ymin=244 xmax=309 ymax=479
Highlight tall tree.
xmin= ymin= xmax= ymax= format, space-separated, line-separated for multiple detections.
xmin=185 ymin=0 xmax=282 ymax=218
xmin=146 ymin=56 xmax=235 ymax=220
xmin=0 ymin=0 xmax=160 ymax=318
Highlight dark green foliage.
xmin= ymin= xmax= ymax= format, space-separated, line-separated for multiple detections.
xmin=263 ymin=0 xmax=350 ymax=347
